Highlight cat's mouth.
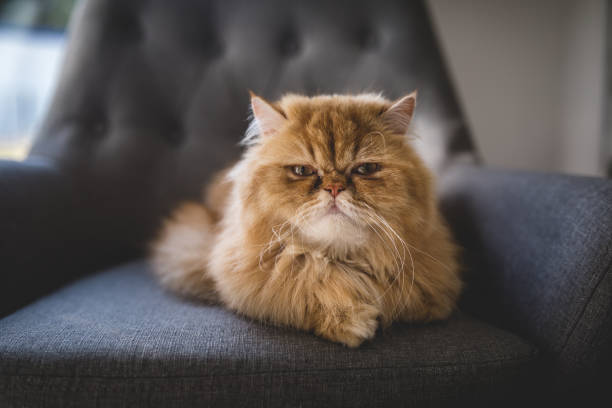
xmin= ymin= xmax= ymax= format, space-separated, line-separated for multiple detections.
xmin=300 ymin=200 xmax=367 ymax=246
xmin=327 ymin=203 xmax=344 ymax=215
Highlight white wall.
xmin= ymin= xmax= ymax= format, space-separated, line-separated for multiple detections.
xmin=558 ymin=0 xmax=606 ymax=175
xmin=427 ymin=0 xmax=606 ymax=176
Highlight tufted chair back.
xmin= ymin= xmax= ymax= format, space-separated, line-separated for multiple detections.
xmin=28 ymin=0 xmax=475 ymax=265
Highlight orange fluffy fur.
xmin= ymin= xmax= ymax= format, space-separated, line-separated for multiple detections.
xmin=152 ymin=92 xmax=462 ymax=347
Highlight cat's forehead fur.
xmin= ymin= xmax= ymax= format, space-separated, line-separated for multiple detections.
xmin=278 ymin=93 xmax=390 ymax=125
xmin=279 ymin=92 xmax=388 ymax=108
xmin=258 ymin=93 xmax=397 ymax=169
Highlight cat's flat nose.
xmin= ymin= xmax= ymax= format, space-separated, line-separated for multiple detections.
xmin=324 ymin=183 xmax=346 ymax=198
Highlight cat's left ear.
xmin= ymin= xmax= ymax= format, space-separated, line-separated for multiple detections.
xmin=249 ymin=92 xmax=287 ymax=138
xmin=382 ymin=91 xmax=417 ymax=135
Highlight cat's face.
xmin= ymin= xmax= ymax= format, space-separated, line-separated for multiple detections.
xmin=237 ymin=93 xmax=433 ymax=251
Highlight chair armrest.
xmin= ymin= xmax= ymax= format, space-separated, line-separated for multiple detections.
xmin=439 ymin=165 xmax=612 ymax=376
xmin=0 ymin=159 xmax=77 ymax=316
xmin=0 ymin=159 xmax=136 ymax=317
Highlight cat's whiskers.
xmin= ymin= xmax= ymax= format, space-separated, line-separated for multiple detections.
xmin=365 ymin=220 xmax=406 ymax=315
xmin=350 ymin=201 xmax=405 ymax=272
xmin=258 ymin=206 xmax=305 ymax=271
xmin=361 ymin=204 xmax=407 ymax=266
xmin=340 ymin=201 xmax=408 ymax=315
xmin=404 ymin=242 xmax=451 ymax=272
xmin=262 ymin=204 xmax=319 ymax=274
xmin=361 ymin=203 xmax=416 ymax=314
xmin=344 ymin=201 xmax=415 ymax=318
xmin=258 ymin=221 xmax=287 ymax=271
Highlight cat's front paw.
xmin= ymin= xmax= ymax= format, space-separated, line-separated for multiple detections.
xmin=316 ymin=304 xmax=379 ymax=348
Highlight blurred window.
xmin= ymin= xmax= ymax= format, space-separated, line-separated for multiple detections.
xmin=0 ymin=0 xmax=76 ymax=160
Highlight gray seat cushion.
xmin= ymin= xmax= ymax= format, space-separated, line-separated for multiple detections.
xmin=0 ymin=261 xmax=539 ymax=407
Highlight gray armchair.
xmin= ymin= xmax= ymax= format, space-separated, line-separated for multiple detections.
xmin=1 ymin=0 xmax=610 ymax=406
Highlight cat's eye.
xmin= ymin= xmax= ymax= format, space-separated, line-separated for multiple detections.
xmin=291 ymin=165 xmax=316 ymax=176
xmin=353 ymin=163 xmax=380 ymax=176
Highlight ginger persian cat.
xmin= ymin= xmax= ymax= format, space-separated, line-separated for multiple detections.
xmin=152 ymin=91 xmax=461 ymax=347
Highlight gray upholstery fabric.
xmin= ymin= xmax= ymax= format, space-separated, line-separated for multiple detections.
xmin=440 ymin=165 xmax=612 ymax=382
xmin=0 ymin=261 xmax=538 ymax=407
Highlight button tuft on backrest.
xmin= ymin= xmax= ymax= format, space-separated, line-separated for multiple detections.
xmin=356 ymin=25 xmax=378 ymax=50
xmin=92 ymin=120 xmax=107 ymax=137
xmin=202 ymin=36 xmax=224 ymax=59
xmin=164 ymin=121 xmax=186 ymax=147
xmin=278 ymin=29 xmax=301 ymax=57
xmin=104 ymin=6 xmax=142 ymax=43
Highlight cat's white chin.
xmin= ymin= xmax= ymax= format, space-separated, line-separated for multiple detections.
xmin=299 ymin=209 xmax=368 ymax=250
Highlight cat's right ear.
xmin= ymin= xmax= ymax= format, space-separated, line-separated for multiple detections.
xmin=248 ymin=92 xmax=287 ymax=140
xmin=382 ymin=91 xmax=417 ymax=135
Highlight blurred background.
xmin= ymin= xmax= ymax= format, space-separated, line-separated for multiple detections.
xmin=429 ymin=0 xmax=608 ymax=177
xmin=0 ymin=0 xmax=609 ymax=176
